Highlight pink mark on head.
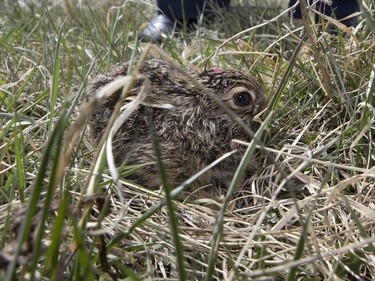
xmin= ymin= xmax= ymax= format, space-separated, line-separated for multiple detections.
xmin=211 ymin=67 xmax=223 ymax=73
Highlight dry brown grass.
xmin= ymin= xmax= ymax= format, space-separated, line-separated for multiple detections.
xmin=1 ymin=0 xmax=375 ymax=280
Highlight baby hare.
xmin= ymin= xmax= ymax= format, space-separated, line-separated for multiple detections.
xmin=88 ymin=59 xmax=266 ymax=199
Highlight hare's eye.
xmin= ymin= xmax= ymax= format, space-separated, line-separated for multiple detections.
xmin=233 ymin=91 xmax=252 ymax=106
xmin=224 ymin=86 xmax=257 ymax=112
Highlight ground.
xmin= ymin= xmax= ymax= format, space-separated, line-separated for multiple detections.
xmin=0 ymin=0 xmax=375 ymax=280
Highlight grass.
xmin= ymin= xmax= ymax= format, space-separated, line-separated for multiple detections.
xmin=1 ymin=0 xmax=375 ymax=280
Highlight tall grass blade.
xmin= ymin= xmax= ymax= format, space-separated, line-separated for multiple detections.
xmin=146 ymin=108 xmax=187 ymax=280
xmin=268 ymin=34 xmax=306 ymax=111
xmin=205 ymin=112 xmax=273 ymax=281
xmin=4 ymin=113 xmax=67 ymax=281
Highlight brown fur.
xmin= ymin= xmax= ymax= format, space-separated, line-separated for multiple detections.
xmin=88 ymin=59 xmax=266 ymax=199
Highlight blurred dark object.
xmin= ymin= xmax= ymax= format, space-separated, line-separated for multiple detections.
xmin=141 ymin=0 xmax=230 ymax=42
xmin=157 ymin=0 xmax=230 ymax=20
xmin=288 ymin=0 xmax=360 ymax=27
xmin=141 ymin=0 xmax=360 ymax=42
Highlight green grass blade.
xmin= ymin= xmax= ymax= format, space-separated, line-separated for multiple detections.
xmin=205 ymin=112 xmax=273 ymax=281
xmin=46 ymin=15 xmax=65 ymax=134
xmin=29 ymin=110 xmax=69 ymax=276
xmin=45 ymin=186 xmax=70 ymax=277
xmin=12 ymin=120 xmax=25 ymax=202
xmin=4 ymin=113 xmax=67 ymax=281
xmin=268 ymin=34 xmax=306 ymax=111
xmin=146 ymin=108 xmax=187 ymax=280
